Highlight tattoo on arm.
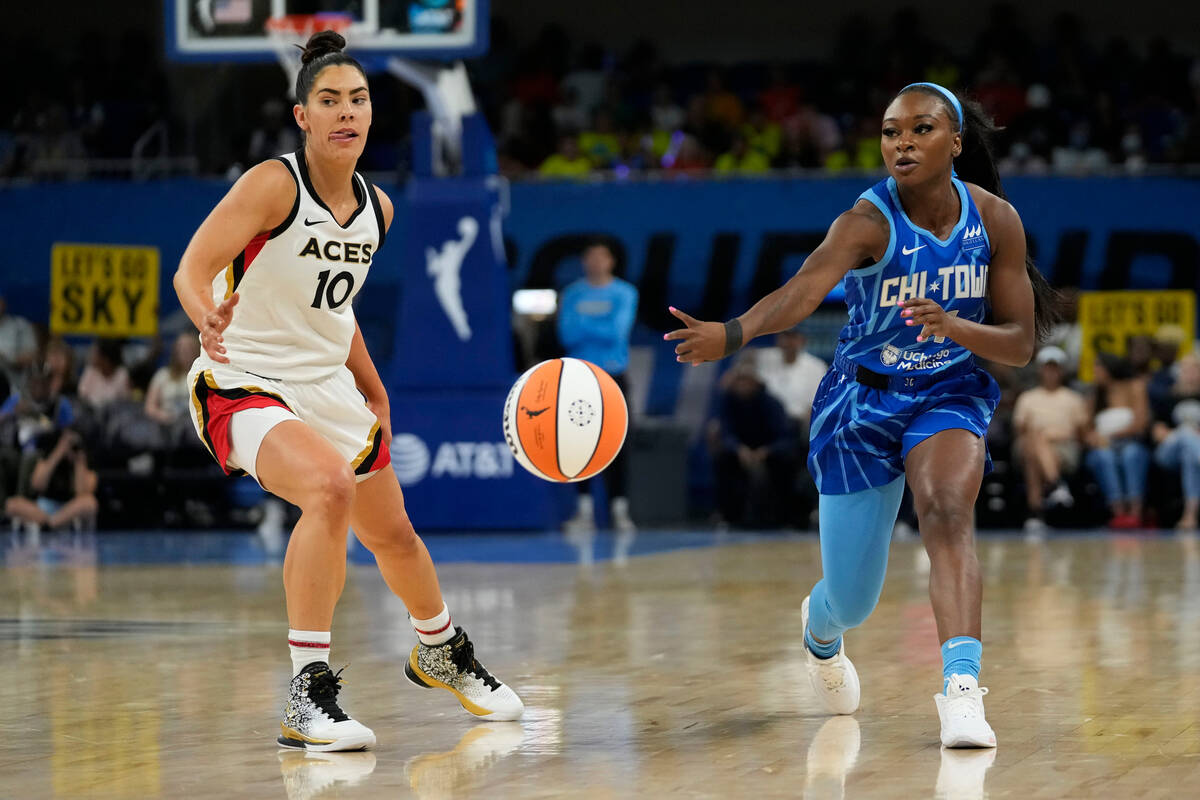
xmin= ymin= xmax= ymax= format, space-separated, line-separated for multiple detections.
xmin=723 ymin=318 xmax=744 ymax=356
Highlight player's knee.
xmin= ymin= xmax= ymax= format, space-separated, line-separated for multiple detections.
xmin=825 ymin=586 xmax=880 ymax=629
xmin=915 ymin=495 xmax=973 ymax=542
xmin=306 ymin=463 xmax=356 ymax=517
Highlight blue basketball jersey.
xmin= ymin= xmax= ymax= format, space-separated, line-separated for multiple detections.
xmin=837 ymin=176 xmax=990 ymax=375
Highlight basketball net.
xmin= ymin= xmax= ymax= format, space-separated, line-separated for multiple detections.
xmin=265 ymin=13 xmax=354 ymax=99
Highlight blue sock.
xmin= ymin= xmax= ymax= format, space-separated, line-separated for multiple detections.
xmin=941 ymin=636 xmax=982 ymax=692
xmin=805 ymin=626 xmax=841 ymax=660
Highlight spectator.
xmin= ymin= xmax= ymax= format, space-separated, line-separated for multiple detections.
xmin=1013 ymin=346 xmax=1088 ymax=533
xmin=145 ymin=332 xmax=201 ymax=426
xmin=649 ymin=82 xmax=685 ymax=133
xmin=0 ymin=294 xmax=37 ymax=386
xmin=538 ymin=133 xmax=593 ymax=178
xmin=709 ymin=357 xmax=797 ymax=528
xmin=77 ymin=339 xmax=131 ymax=411
xmin=756 ymin=327 xmax=828 ymax=430
xmin=3 ymin=427 xmax=97 ymax=532
xmin=1152 ymin=353 xmax=1200 ymax=529
xmin=713 ymin=132 xmax=771 ymax=174
xmin=579 ymin=108 xmax=622 ymax=168
xmin=758 ymin=64 xmax=801 ymax=124
xmin=1085 ymin=353 xmax=1150 ymax=528
xmin=42 ymin=336 xmax=77 ymax=398
xmin=1148 ymin=324 xmax=1187 ymax=418
xmin=557 ymin=241 xmax=639 ymax=534
xmin=702 ymin=69 xmax=744 ymax=130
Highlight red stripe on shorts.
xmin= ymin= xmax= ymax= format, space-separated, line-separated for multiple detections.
xmin=197 ymin=381 xmax=291 ymax=475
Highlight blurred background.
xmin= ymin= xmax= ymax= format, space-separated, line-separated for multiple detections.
xmin=3 ymin=0 xmax=1199 ymax=537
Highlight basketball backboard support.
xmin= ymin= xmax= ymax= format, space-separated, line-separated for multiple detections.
xmin=165 ymin=0 xmax=489 ymax=63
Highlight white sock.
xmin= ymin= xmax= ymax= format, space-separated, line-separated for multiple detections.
xmin=288 ymin=629 xmax=331 ymax=675
xmin=411 ymin=603 xmax=456 ymax=646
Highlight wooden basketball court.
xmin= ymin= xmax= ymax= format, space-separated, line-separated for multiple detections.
xmin=4 ymin=529 xmax=1198 ymax=798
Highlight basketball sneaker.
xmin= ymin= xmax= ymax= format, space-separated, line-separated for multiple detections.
xmin=278 ymin=662 xmax=376 ymax=752
xmin=801 ymin=595 xmax=861 ymax=715
xmin=934 ymin=674 xmax=997 ymax=748
xmin=405 ymin=628 xmax=525 ymax=721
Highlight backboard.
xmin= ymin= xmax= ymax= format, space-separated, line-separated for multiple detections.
xmin=165 ymin=0 xmax=489 ymax=63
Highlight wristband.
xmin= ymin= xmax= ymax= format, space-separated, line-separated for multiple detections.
xmin=723 ymin=319 xmax=744 ymax=357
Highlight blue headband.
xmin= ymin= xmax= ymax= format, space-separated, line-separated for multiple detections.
xmin=901 ymin=82 xmax=964 ymax=134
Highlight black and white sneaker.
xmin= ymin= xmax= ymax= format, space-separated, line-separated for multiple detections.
xmin=405 ymin=628 xmax=524 ymax=721
xmin=278 ymin=662 xmax=375 ymax=751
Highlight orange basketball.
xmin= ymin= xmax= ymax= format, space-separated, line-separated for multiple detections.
xmin=503 ymin=358 xmax=629 ymax=482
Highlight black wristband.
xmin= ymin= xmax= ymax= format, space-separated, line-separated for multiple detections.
xmin=723 ymin=318 xmax=744 ymax=357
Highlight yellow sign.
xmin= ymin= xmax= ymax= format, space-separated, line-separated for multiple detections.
xmin=1077 ymin=290 xmax=1194 ymax=381
xmin=50 ymin=243 xmax=160 ymax=337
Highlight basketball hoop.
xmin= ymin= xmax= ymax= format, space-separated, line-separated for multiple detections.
xmin=265 ymin=13 xmax=355 ymax=99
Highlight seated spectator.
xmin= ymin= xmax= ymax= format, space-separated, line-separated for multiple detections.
xmin=1147 ymin=324 xmax=1186 ymax=417
xmin=538 ymin=133 xmax=593 ymax=178
xmin=4 ymin=427 xmax=97 ymax=532
xmin=740 ymin=109 xmax=782 ymax=162
xmin=758 ymin=64 xmax=800 ymax=124
xmin=756 ymin=326 xmax=828 ymax=432
xmin=0 ymin=294 xmax=37 ymax=386
xmin=649 ymin=83 xmax=685 ymax=133
xmin=578 ymin=108 xmax=622 ymax=168
xmin=702 ymin=69 xmax=744 ymax=130
xmin=1085 ymin=353 xmax=1150 ymax=528
xmin=145 ymin=332 xmax=200 ymax=426
xmin=1152 ymin=353 xmax=1200 ymax=529
xmin=713 ymin=132 xmax=771 ymax=174
xmin=708 ymin=357 xmax=797 ymax=528
xmin=42 ymin=336 xmax=77 ymax=397
xmin=1013 ymin=346 xmax=1088 ymax=532
xmin=77 ymin=338 xmax=131 ymax=411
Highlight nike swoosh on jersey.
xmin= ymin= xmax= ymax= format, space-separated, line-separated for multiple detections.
xmin=901 ymin=244 xmax=926 ymax=255
xmin=304 ymin=217 xmax=327 ymax=226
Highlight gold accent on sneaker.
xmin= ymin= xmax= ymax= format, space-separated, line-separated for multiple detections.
xmin=280 ymin=723 xmax=336 ymax=745
xmin=407 ymin=647 xmax=495 ymax=717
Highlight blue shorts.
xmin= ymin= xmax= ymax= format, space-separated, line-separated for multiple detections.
xmin=807 ymin=364 xmax=1000 ymax=495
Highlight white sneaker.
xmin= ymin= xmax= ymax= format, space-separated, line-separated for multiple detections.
xmin=406 ymin=627 xmax=525 ymax=721
xmin=563 ymin=495 xmax=596 ymax=534
xmin=278 ymin=750 xmax=377 ymax=800
xmin=801 ymin=595 xmax=861 ymax=715
xmin=1046 ymin=482 xmax=1074 ymax=508
xmin=935 ymin=674 xmax=997 ymax=748
xmin=610 ymin=497 xmax=637 ymax=533
xmin=278 ymin=663 xmax=376 ymax=752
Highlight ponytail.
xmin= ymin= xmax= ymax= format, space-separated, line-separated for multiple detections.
xmin=898 ymin=85 xmax=1063 ymax=341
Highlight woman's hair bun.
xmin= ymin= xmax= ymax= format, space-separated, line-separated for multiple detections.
xmin=300 ymin=30 xmax=346 ymax=65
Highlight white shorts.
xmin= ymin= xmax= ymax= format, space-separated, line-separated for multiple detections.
xmin=187 ymin=361 xmax=390 ymax=485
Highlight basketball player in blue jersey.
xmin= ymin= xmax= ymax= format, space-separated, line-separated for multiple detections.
xmin=666 ymin=83 xmax=1060 ymax=748
xmin=173 ymin=31 xmax=522 ymax=752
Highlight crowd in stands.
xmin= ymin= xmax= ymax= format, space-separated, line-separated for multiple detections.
xmin=0 ymin=294 xmax=261 ymax=534
xmin=3 ymin=6 xmax=1200 ymax=180
xmin=480 ymin=7 xmax=1200 ymax=178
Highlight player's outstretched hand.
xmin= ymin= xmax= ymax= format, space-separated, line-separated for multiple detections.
xmin=664 ymin=306 xmax=727 ymax=365
xmin=901 ymin=297 xmax=959 ymax=343
xmin=201 ymin=292 xmax=239 ymax=363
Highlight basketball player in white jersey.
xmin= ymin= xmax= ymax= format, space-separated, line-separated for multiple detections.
xmin=174 ymin=30 xmax=523 ymax=752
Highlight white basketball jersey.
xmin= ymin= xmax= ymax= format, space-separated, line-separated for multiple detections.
xmin=207 ymin=150 xmax=387 ymax=381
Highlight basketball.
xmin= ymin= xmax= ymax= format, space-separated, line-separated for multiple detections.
xmin=503 ymin=358 xmax=628 ymax=482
